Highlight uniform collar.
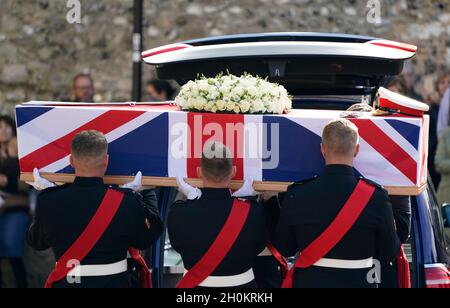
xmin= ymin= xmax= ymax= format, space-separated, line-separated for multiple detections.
xmin=73 ymin=177 xmax=104 ymax=187
xmin=200 ymin=188 xmax=232 ymax=200
xmin=323 ymin=164 xmax=356 ymax=176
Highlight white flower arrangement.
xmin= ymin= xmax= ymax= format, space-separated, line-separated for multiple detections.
xmin=174 ymin=73 xmax=292 ymax=114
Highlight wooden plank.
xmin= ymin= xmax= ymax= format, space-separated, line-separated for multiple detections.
xmin=20 ymin=172 xmax=427 ymax=196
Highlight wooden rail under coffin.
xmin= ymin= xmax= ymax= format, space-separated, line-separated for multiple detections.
xmin=21 ymin=173 xmax=427 ymax=196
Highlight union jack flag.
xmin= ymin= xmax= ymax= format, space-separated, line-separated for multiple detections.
xmin=15 ymin=103 xmax=428 ymax=188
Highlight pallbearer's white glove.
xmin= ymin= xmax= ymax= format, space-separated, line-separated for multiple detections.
xmin=176 ymin=177 xmax=202 ymax=200
xmin=26 ymin=168 xmax=56 ymax=191
xmin=121 ymin=171 xmax=143 ymax=192
xmin=232 ymin=178 xmax=259 ymax=197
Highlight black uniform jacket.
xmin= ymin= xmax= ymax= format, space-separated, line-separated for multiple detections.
xmin=27 ymin=177 xmax=163 ymax=288
xmin=168 ymin=188 xmax=267 ymax=287
xmin=273 ymin=165 xmax=401 ymax=288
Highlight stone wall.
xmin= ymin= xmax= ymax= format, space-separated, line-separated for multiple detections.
xmin=0 ymin=0 xmax=449 ymax=113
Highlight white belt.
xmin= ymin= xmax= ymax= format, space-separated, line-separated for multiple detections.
xmin=258 ymin=247 xmax=273 ymax=257
xmin=67 ymin=259 xmax=128 ymax=277
xmin=313 ymin=257 xmax=373 ymax=269
xmin=183 ymin=268 xmax=255 ymax=287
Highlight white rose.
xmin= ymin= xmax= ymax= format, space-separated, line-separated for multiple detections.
xmin=226 ymin=102 xmax=235 ymax=112
xmin=252 ymin=99 xmax=265 ymax=113
xmin=175 ymin=97 xmax=187 ymax=109
xmin=231 ymin=86 xmax=244 ymax=97
xmin=207 ymin=87 xmax=220 ymax=100
xmin=198 ymin=80 xmax=210 ymax=92
xmin=233 ymin=105 xmax=241 ymax=114
xmin=247 ymin=86 xmax=258 ymax=97
xmin=270 ymin=87 xmax=280 ymax=98
xmin=219 ymin=86 xmax=231 ymax=97
xmin=265 ymin=101 xmax=274 ymax=113
xmin=215 ymin=100 xmax=226 ymax=111
xmin=276 ymin=104 xmax=284 ymax=114
xmin=239 ymin=100 xmax=251 ymax=113
xmin=203 ymin=102 xmax=212 ymax=112
xmin=190 ymin=84 xmax=200 ymax=97
xmin=193 ymin=97 xmax=207 ymax=110
xmin=185 ymin=99 xmax=194 ymax=110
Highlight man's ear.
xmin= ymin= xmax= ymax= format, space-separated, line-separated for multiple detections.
xmin=197 ymin=166 xmax=202 ymax=179
xmin=320 ymin=143 xmax=326 ymax=160
xmin=354 ymin=144 xmax=360 ymax=158
xmin=69 ymin=155 xmax=75 ymax=168
xmin=104 ymin=154 xmax=109 ymax=167
xmin=230 ymin=166 xmax=237 ymax=179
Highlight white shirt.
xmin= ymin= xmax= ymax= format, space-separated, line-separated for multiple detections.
xmin=437 ymin=88 xmax=450 ymax=138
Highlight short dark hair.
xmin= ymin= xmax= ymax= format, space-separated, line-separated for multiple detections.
xmin=201 ymin=141 xmax=233 ymax=182
xmin=147 ymin=79 xmax=175 ymax=99
xmin=72 ymin=74 xmax=94 ymax=88
xmin=71 ymin=130 xmax=108 ymax=160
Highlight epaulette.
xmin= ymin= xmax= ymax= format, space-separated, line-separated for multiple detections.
xmin=173 ymin=199 xmax=189 ymax=205
xmin=171 ymin=199 xmax=194 ymax=208
xmin=287 ymin=175 xmax=319 ymax=191
xmin=233 ymin=195 xmax=258 ymax=202
xmin=359 ymin=176 xmax=387 ymax=193
xmin=110 ymin=186 xmax=142 ymax=199
xmin=38 ymin=183 xmax=70 ymax=195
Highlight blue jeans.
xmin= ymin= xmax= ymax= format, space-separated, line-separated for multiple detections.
xmin=0 ymin=211 xmax=30 ymax=258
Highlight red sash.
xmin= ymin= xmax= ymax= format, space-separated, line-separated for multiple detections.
xmin=267 ymin=243 xmax=289 ymax=276
xmin=397 ymin=246 xmax=411 ymax=288
xmin=45 ymin=189 xmax=152 ymax=288
xmin=128 ymin=248 xmax=152 ymax=288
xmin=176 ymin=198 xmax=251 ymax=288
xmin=282 ymin=180 xmax=376 ymax=288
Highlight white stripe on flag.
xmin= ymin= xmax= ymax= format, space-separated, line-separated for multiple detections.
xmin=41 ymin=155 xmax=71 ymax=173
xmin=244 ymin=115 xmax=263 ymax=181
xmin=17 ymin=107 xmax=107 ymax=159
xmin=40 ymin=111 xmax=165 ymax=173
xmin=355 ymin=138 xmax=414 ymax=186
xmin=372 ymin=119 xmax=419 ymax=162
xmin=168 ymin=112 xmax=187 ymax=178
xmin=285 ymin=116 xmax=330 ymax=137
xmin=104 ymin=111 xmax=163 ymax=144
xmin=287 ymin=116 xmax=414 ymax=187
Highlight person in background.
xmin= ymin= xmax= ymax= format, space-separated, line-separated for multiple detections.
xmin=0 ymin=116 xmax=30 ymax=288
xmin=436 ymin=73 xmax=450 ymax=137
xmin=70 ymin=74 xmax=95 ymax=103
xmin=387 ymin=76 xmax=408 ymax=95
xmin=437 ymin=73 xmax=450 ymax=101
xmin=144 ymin=79 xmax=175 ymax=102
xmin=435 ymin=124 xmax=450 ymax=206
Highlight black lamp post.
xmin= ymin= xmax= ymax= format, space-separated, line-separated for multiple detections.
xmin=132 ymin=0 xmax=143 ymax=102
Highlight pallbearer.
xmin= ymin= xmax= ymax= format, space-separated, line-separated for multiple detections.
xmin=169 ymin=141 xmax=267 ymax=288
xmin=27 ymin=130 xmax=163 ymax=288
xmin=273 ymin=119 xmax=401 ymax=288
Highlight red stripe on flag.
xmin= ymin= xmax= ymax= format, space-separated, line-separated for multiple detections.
xmin=350 ymin=119 xmax=417 ymax=184
xmin=19 ymin=110 xmax=146 ymax=172
xmin=187 ymin=113 xmax=244 ymax=180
